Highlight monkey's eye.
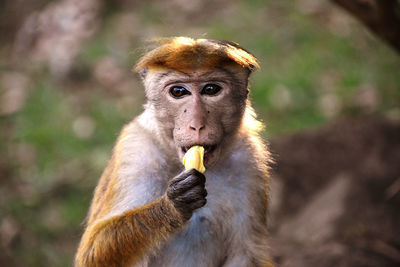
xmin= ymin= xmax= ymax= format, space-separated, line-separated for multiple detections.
xmin=201 ymin=84 xmax=221 ymax=96
xmin=169 ymin=86 xmax=190 ymax=98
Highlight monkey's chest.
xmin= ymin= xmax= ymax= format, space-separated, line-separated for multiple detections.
xmin=148 ymin=184 xmax=248 ymax=267
xmin=148 ymin=209 xmax=229 ymax=266
xmin=147 ymin=172 xmax=251 ymax=267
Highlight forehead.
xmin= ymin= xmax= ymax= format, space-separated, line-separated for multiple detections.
xmin=145 ymin=66 xmax=249 ymax=85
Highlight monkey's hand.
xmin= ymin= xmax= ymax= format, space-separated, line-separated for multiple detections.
xmin=166 ymin=169 xmax=207 ymax=221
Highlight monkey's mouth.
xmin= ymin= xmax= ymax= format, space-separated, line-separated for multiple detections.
xmin=181 ymin=144 xmax=217 ymax=159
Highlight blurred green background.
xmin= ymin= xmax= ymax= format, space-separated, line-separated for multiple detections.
xmin=0 ymin=0 xmax=399 ymax=266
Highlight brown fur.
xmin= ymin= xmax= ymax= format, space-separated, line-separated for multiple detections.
xmin=76 ymin=196 xmax=183 ymax=266
xmin=135 ymin=37 xmax=259 ymax=74
xmin=87 ymin=127 xmax=130 ymax=225
xmin=75 ymin=127 xmax=186 ymax=267
xmin=75 ymin=37 xmax=273 ymax=267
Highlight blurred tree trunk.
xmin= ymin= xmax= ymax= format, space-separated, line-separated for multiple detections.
xmin=332 ymin=0 xmax=400 ymax=53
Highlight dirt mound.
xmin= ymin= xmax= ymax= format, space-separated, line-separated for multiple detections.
xmin=269 ymin=116 xmax=400 ymax=266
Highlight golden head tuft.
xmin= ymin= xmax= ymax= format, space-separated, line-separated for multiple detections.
xmin=134 ymin=37 xmax=259 ymax=74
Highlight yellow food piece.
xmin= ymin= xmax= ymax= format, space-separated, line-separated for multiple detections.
xmin=182 ymin=145 xmax=206 ymax=173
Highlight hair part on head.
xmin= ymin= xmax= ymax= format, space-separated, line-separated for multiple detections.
xmin=134 ymin=37 xmax=260 ymax=75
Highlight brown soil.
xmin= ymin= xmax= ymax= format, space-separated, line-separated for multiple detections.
xmin=269 ymin=116 xmax=400 ymax=266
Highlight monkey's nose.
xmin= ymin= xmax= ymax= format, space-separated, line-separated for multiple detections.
xmin=189 ymin=124 xmax=205 ymax=132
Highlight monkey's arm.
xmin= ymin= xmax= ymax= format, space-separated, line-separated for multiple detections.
xmin=75 ymin=167 xmax=207 ymax=267
xmin=75 ymin=195 xmax=183 ymax=267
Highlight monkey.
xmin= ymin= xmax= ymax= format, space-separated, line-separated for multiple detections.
xmin=75 ymin=37 xmax=273 ymax=267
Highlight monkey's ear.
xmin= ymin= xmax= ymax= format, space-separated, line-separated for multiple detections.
xmin=138 ymin=68 xmax=148 ymax=80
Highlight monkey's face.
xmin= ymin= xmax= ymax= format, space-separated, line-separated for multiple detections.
xmin=144 ymin=66 xmax=249 ymax=168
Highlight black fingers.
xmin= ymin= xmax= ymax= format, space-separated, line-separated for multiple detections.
xmin=169 ymin=169 xmax=206 ymax=187
xmin=166 ymin=169 xmax=207 ymax=221
xmin=174 ymin=184 xmax=208 ymax=203
xmin=167 ymin=169 xmax=206 ymax=199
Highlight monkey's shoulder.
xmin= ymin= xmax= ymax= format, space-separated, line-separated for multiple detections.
xmin=116 ymin=118 xmax=180 ymax=172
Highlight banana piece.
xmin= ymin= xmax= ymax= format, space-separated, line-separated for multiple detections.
xmin=182 ymin=145 xmax=206 ymax=173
